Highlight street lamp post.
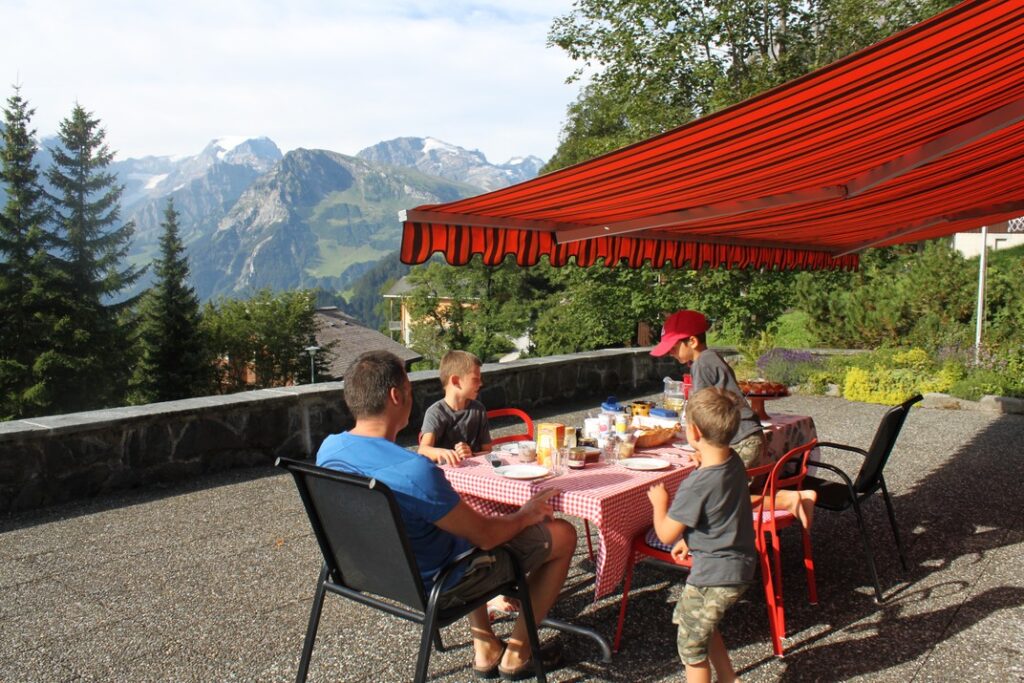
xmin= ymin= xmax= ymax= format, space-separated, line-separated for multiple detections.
xmin=304 ymin=345 xmax=320 ymax=384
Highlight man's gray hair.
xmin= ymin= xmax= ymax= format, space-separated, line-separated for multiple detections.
xmin=343 ymin=351 xmax=408 ymax=418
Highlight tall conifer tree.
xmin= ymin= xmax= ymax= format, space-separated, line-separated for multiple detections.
xmin=0 ymin=87 xmax=64 ymax=419
xmin=44 ymin=103 xmax=142 ymax=413
xmin=133 ymin=198 xmax=209 ymax=402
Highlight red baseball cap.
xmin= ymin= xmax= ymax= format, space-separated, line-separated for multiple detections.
xmin=650 ymin=310 xmax=708 ymax=357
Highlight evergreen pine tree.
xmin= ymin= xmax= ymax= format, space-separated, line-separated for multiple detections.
xmin=133 ymin=198 xmax=209 ymax=402
xmin=0 ymin=87 xmax=64 ymax=419
xmin=43 ymin=103 xmax=143 ymax=413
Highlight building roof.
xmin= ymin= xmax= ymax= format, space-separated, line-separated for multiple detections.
xmin=383 ymin=276 xmax=416 ymax=298
xmin=314 ymin=307 xmax=421 ymax=378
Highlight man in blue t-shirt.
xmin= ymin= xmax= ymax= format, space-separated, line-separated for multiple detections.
xmin=317 ymin=351 xmax=576 ymax=680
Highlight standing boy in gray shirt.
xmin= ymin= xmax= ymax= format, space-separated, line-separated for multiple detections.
xmin=651 ymin=309 xmax=817 ymax=531
xmin=647 ymin=387 xmax=756 ymax=683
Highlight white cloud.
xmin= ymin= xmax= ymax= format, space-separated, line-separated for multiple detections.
xmin=1 ymin=0 xmax=580 ymax=163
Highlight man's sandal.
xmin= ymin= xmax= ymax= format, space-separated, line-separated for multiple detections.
xmin=498 ymin=642 xmax=563 ymax=681
xmin=473 ymin=642 xmax=507 ymax=680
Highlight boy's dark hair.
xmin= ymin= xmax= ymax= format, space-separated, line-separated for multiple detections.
xmin=343 ymin=351 xmax=407 ymax=418
xmin=439 ymin=350 xmax=482 ymax=388
xmin=686 ymin=387 xmax=741 ymax=447
xmin=693 ymin=332 xmax=707 ymax=346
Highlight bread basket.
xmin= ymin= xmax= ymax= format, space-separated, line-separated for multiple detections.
xmin=634 ymin=426 xmax=678 ymax=449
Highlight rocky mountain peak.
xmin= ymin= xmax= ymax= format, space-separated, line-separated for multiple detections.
xmin=200 ymin=136 xmax=282 ymax=171
xmin=356 ymin=136 xmax=543 ymax=191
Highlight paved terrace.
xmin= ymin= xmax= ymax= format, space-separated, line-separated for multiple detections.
xmin=2 ymin=394 xmax=1022 ymax=682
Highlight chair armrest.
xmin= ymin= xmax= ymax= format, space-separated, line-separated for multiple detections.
xmin=431 ymin=548 xmax=491 ymax=592
xmin=816 ymin=441 xmax=868 ymax=458
xmin=805 ymin=460 xmax=858 ymax=496
xmin=427 ymin=546 xmax=527 ymax=606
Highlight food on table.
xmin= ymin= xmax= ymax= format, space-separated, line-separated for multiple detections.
xmin=738 ymin=380 xmax=789 ymax=397
xmin=634 ymin=425 xmax=678 ymax=449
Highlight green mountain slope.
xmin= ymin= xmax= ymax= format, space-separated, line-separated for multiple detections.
xmin=189 ymin=149 xmax=479 ymax=300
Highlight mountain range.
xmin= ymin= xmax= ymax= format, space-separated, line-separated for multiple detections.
xmin=6 ymin=133 xmax=544 ymax=302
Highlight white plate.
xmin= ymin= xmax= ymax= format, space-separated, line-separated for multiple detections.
xmin=619 ymin=457 xmax=671 ymax=471
xmin=497 ymin=440 xmax=535 ymax=453
xmin=673 ymin=442 xmax=695 ymax=452
xmin=494 ymin=464 xmax=550 ymax=480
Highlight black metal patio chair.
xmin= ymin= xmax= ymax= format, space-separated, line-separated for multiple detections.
xmin=804 ymin=393 xmax=923 ymax=602
xmin=277 ymin=457 xmax=547 ymax=683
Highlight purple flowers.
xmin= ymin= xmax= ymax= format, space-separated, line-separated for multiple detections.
xmin=756 ymin=349 xmax=822 ymax=386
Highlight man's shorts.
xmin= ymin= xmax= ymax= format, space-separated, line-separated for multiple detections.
xmin=672 ymin=583 xmax=748 ymax=665
xmin=438 ymin=523 xmax=552 ymax=609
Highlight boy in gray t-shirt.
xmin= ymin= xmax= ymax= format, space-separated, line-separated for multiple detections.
xmin=418 ymin=350 xmax=492 ymax=465
xmin=648 ymin=387 xmax=756 ymax=682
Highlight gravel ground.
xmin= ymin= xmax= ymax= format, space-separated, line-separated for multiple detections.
xmin=1 ymin=393 xmax=1022 ymax=682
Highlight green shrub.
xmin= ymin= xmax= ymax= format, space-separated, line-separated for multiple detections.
xmin=891 ymin=348 xmax=934 ymax=372
xmin=949 ymin=370 xmax=1010 ymax=401
xmin=842 ymin=366 xmax=921 ymax=405
xmin=805 ymin=370 xmax=834 ymax=394
xmin=917 ymin=361 xmax=965 ymax=394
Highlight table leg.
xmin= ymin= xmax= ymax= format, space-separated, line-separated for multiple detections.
xmin=542 ymin=618 xmax=613 ymax=663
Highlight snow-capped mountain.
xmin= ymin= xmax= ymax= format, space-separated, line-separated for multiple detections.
xmin=356 ymin=136 xmax=544 ymax=191
xmin=114 ymin=136 xmax=282 ymax=213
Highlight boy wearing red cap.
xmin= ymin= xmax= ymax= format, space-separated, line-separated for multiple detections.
xmin=651 ymin=310 xmax=816 ymax=530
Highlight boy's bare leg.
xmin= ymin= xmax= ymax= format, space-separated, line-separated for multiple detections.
xmin=706 ymin=628 xmax=741 ymax=682
xmin=685 ymin=659 xmax=712 ymax=683
xmin=467 ymin=607 xmax=505 ymax=669
xmin=774 ymin=489 xmax=817 ymax=530
xmin=798 ymin=489 xmax=817 ymax=529
xmin=501 ymin=520 xmax=576 ymax=670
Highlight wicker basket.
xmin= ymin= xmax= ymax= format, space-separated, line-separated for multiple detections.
xmin=634 ymin=426 xmax=678 ymax=449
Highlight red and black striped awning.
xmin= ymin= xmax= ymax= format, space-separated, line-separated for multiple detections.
xmin=400 ymin=0 xmax=1024 ymax=271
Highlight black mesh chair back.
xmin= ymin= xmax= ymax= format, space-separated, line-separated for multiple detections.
xmin=853 ymin=394 xmax=923 ymax=494
xmin=298 ymin=465 xmax=427 ymax=610
xmin=277 ymin=456 xmax=547 ymax=683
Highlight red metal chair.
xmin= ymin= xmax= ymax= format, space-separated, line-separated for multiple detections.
xmin=486 ymin=408 xmax=535 ymax=445
xmin=613 ymin=440 xmax=819 ymax=657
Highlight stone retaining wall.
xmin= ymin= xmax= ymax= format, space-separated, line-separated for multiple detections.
xmin=0 ymin=348 xmax=677 ymax=514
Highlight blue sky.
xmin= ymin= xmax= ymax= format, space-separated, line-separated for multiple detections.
xmin=1 ymin=0 xmax=579 ymax=163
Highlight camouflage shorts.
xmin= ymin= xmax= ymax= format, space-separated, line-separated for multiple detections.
xmin=672 ymin=583 xmax=748 ymax=665
xmin=734 ymin=431 xmax=767 ymax=468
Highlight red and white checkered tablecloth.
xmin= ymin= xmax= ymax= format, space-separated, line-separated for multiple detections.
xmin=442 ymin=413 xmax=816 ymax=599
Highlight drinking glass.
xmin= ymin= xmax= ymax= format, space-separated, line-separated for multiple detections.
xmin=552 ymin=447 xmax=569 ymax=476
xmin=516 ymin=440 xmax=537 ymax=463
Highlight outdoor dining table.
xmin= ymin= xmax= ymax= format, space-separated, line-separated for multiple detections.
xmin=442 ymin=412 xmax=818 ymax=600
xmin=441 ymin=412 xmax=816 ymax=660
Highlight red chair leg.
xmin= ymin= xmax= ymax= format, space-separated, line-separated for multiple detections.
xmin=758 ymin=541 xmax=784 ymax=657
xmin=771 ymin=530 xmax=787 ymax=641
xmin=802 ymin=528 xmax=818 ymax=605
xmin=613 ymin=553 xmax=637 ymax=653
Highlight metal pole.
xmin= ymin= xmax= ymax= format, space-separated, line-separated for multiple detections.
xmin=974 ymin=225 xmax=988 ymax=364
xmin=304 ymin=345 xmax=320 ymax=384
